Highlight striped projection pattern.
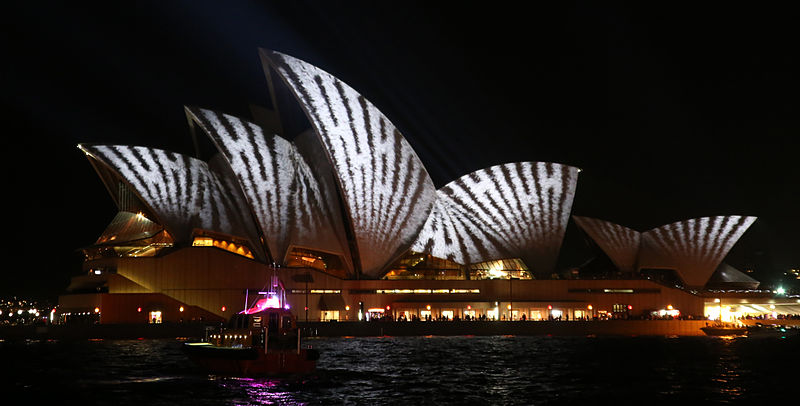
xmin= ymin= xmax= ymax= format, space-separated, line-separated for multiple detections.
xmin=185 ymin=107 xmax=351 ymax=267
xmin=411 ymin=162 xmax=580 ymax=277
xmin=80 ymin=49 xmax=755 ymax=288
xmin=263 ymin=49 xmax=438 ymax=277
xmin=639 ymin=216 xmax=757 ymax=288
xmin=572 ymin=216 xmax=641 ymax=273
xmin=79 ymin=144 xmax=260 ymax=254
xmin=575 ymin=215 xmax=756 ymax=288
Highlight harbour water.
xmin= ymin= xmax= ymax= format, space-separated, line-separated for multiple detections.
xmin=2 ymin=335 xmax=797 ymax=405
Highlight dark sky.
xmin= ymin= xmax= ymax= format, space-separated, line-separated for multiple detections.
xmin=4 ymin=1 xmax=798 ymax=300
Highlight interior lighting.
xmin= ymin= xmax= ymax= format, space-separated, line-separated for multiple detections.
xmin=587 ymin=305 xmax=593 ymax=310
xmin=94 ymin=307 xmax=100 ymax=313
xmin=221 ymin=306 xmax=227 ymax=312
xmin=137 ymin=307 xmax=142 ymax=312
xmin=179 ymin=306 xmax=184 ymax=312
xmin=426 ymin=305 xmax=431 ymax=310
xmin=345 ymin=305 xmax=350 ymax=311
xmin=488 ymin=268 xmax=507 ymax=279
xmin=603 ymin=289 xmax=634 ymax=293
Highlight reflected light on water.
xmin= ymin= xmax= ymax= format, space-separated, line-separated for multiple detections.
xmin=216 ymin=377 xmax=305 ymax=406
xmin=710 ymin=338 xmax=745 ymax=401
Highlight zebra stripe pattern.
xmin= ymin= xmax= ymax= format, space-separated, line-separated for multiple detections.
xmin=185 ymin=107 xmax=351 ymax=265
xmin=263 ymin=49 xmax=438 ymax=277
xmin=639 ymin=215 xmax=756 ymax=287
xmin=79 ymin=144 xmax=260 ymax=255
xmin=572 ymin=216 xmax=641 ymax=273
xmin=411 ymin=162 xmax=579 ymax=276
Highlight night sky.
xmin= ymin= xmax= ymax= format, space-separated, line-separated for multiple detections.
xmin=4 ymin=2 xmax=798 ymax=300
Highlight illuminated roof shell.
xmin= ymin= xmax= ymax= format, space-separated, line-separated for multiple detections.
xmin=639 ymin=215 xmax=757 ymax=288
xmin=79 ymin=49 xmax=758 ymax=287
xmin=411 ymin=162 xmax=579 ymax=277
xmin=79 ymin=144 xmax=262 ymax=258
xmin=572 ymin=216 xmax=641 ymax=273
xmin=185 ymin=107 xmax=353 ymax=269
xmin=262 ymin=49 xmax=438 ymax=277
xmin=574 ymin=215 xmax=756 ymax=288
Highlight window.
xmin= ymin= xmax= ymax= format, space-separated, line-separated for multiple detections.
xmin=321 ymin=311 xmax=339 ymax=321
xmin=149 ymin=311 xmax=162 ymax=324
xmin=192 ymin=236 xmax=255 ymax=259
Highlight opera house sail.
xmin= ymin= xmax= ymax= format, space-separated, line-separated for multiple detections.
xmin=65 ymin=48 xmax=765 ymax=325
xmin=260 ymin=50 xmax=438 ymax=278
xmin=574 ymin=215 xmax=757 ymax=289
xmin=411 ymin=162 xmax=579 ymax=279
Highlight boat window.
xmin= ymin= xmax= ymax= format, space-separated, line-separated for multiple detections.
xmin=268 ymin=313 xmax=279 ymax=331
xmin=228 ymin=314 xmax=249 ymax=329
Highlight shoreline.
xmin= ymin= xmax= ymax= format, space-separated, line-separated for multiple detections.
xmin=2 ymin=319 xmax=796 ymax=341
xmin=299 ymin=319 xmax=710 ymax=337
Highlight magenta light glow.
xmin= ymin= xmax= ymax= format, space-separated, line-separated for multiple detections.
xmin=242 ymin=293 xmax=282 ymax=314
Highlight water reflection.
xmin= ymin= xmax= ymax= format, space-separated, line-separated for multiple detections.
xmin=3 ymin=335 xmax=796 ymax=405
xmin=216 ymin=377 xmax=304 ymax=406
xmin=710 ymin=337 xmax=746 ymax=401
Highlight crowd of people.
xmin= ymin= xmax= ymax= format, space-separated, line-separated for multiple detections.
xmin=739 ymin=313 xmax=800 ymax=320
xmin=368 ymin=312 xmax=708 ymax=322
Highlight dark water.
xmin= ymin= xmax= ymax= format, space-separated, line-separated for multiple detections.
xmin=2 ymin=335 xmax=797 ymax=405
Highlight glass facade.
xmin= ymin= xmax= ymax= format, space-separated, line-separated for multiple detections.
xmin=384 ymin=252 xmax=464 ymax=280
xmin=469 ymin=258 xmax=532 ymax=280
xmin=192 ymin=235 xmax=254 ymax=259
xmin=286 ymin=247 xmax=348 ymax=278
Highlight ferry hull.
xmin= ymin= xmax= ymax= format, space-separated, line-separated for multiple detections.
xmin=700 ymin=326 xmax=747 ymax=336
xmin=184 ymin=343 xmax=318 ymax=376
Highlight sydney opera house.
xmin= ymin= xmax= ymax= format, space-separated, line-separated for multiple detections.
xmin=59 ymin=49 xmax=787 ymax=325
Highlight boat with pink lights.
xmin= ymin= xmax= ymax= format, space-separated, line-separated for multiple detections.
xmin=183 ymin=276 xmax=319 ymax=376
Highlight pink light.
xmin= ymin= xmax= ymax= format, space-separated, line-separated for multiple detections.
xmin=241 ymin=294 xmax=282 ymax=314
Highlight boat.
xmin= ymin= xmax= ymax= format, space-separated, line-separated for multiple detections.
xmin=700 ymin=323 xmax=748 ymax=336
xmin=183 ymin=274 xmax=319 ymax=376
xmin=745 ymin=323 xmax=800 ymax=338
